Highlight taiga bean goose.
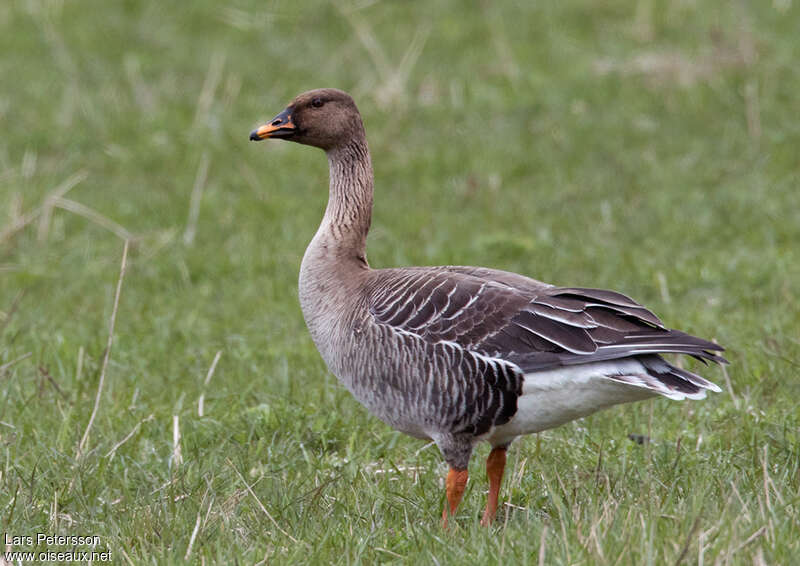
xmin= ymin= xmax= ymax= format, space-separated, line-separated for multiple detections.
xmin=249 ymin=88 xmax=727 ymax=526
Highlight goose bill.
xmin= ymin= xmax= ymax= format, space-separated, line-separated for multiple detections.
xmin=249 ymin=108 xmax=296 ymax=140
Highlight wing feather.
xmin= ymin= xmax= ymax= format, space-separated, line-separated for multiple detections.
xmin=512 ymin=310 xmax=596 ymax=354
xmin=366 ymin=266 xmax=726 ymax=374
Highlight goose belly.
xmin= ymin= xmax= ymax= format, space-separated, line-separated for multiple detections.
xmin=341 ymin=372 xmax=434 ymax=440
xmin=315 ymin=337 xmax=438 ymax=441
xmin=489 ymin=360 xmax=656 ymax=445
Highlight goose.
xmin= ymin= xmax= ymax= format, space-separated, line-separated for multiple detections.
xmin=249 ymin=88 xmax=726 ymax=527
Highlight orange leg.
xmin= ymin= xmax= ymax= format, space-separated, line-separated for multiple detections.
xmin=480 ymin=446 xmax=507 ymax=526
xmin=442 ymin=467 xmax=469 ymax=528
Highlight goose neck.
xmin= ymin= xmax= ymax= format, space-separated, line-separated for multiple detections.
xmin=316 ymin=137 xmax=373 ymax=265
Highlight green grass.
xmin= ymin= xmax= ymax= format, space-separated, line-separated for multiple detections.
xmin=1 ymin=0 xmax=799 ymax=563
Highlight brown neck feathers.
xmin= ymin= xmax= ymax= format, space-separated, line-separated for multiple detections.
xmin=323 ymin=136 xmax=374 ymax=265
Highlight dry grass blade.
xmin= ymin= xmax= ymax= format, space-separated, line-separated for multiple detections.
xmin=333 ymin=0 xmax=390 ymax=80
xmin=0 ymin=208 xmax=43 ymax=245
xmin=334 ymin=0 xmax=428 ymax=108
xmin=203 ymin=350 xmax=222 ymax=386
xmin=172 ymin=415 xmax=183 ymax=468
xmin=118 ymin=547 xmax=136 ymax=566
xmin=193 ymin=52 xmax=225 ymax=131
xmin=0 ymin=352 xmax=31 ymax=375
xmin=226 ymin=458 xmax=303 ymax=545
xmin=37 ymin=170 xmax=89 ymax=242
xmin=538 ymin=525 xmax=548 ymax=566
xmin=372 ymin=25 xmax=429 ymax=107
xmin=183 ymin=153 xmax=211 ymax=246
xmin=198 ymin=349 xmax=222 ymax=416
xmin=732 ymin=525 xmax=767 ymax=555
xmin=75 ymin=346 xmax=84 ymax=383
xmin=0 ymin=170 xmax=87 ymax=244
xmin=184 ymin=496 xmax=205 ymax=560
xmin=77 ymin=240 xmax=129 ymax=457
xmin=385 ymin=26 xmax=430 ymax=98
xmin=52 ymin=197 xmax=134 ymax=241
xmin=720 ymin=359 xmax=737 ymax=404
xmin=105 ymin=414 xmax=155 ymax=459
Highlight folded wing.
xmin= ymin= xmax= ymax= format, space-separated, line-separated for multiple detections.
xmin=367 ymin=267 xmax=726 ymax=373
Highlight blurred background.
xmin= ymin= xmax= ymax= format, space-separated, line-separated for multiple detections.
xmin=1 ymin=0 xmax=798 ymax=563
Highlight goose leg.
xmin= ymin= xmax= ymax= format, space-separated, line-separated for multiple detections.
xmin=480 ymin=446 xmax=507 ymax=526
xmin=442 ymin=467 xmax=469 ymax=528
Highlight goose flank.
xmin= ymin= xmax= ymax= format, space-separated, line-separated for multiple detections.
xmin=249 ymin=88 xmax=727 ymax=527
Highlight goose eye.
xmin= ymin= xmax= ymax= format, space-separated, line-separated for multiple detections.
xmin=311 ymin=97 xmax=324 ymax=108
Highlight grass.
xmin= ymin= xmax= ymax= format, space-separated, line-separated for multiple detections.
xmin=1 ymin=0 xmax=798 ymax=563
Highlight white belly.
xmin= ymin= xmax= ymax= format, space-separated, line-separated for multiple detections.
xmin=488 ymin=360 xmax=657 ymax=446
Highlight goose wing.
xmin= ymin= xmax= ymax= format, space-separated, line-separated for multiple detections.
xmin=366 ymin=267 xmax=726 ymax=371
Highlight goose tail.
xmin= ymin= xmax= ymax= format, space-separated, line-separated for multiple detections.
xmin=607 ymin=354 xmax=723 ymax=400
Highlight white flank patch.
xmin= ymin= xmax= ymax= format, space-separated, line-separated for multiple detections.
xmin=488 ymin=359 xmax=668 ymax=446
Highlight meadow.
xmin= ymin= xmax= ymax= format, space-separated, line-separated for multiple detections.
xmin=1 ymin=0 xmax=798 ymax=563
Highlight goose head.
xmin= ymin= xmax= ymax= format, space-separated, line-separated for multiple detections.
xmin=250 ymin=88 xmax=364 ymax=151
